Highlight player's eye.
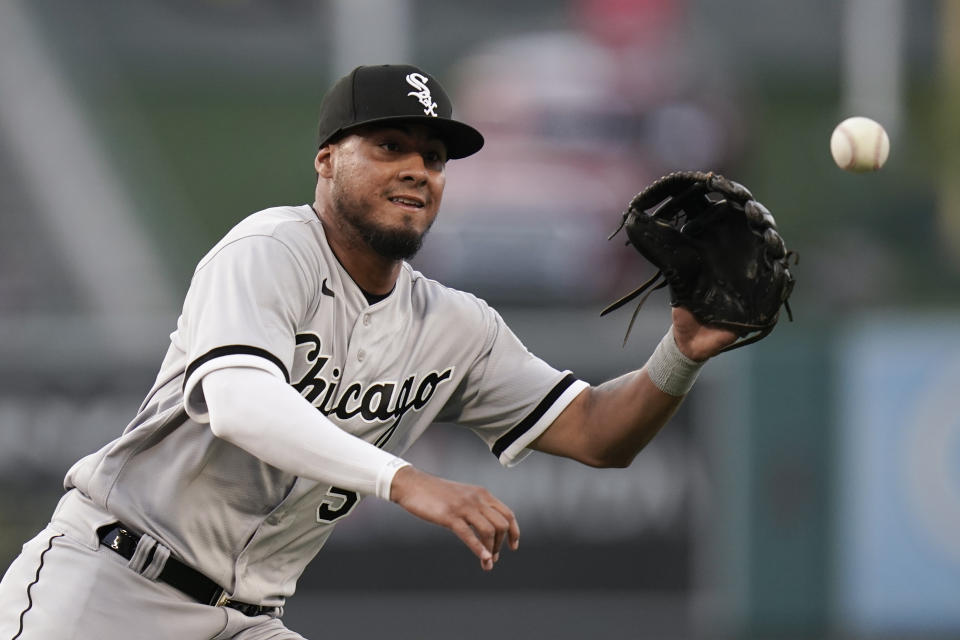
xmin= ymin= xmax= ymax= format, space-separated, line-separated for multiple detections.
xmin=425 ymin=148 xmax=448 ymax=168
xmin=380 ymin=141 xmax=401 ymax=152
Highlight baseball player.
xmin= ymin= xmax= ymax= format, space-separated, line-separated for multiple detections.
xmin=0 ymin=64 xmax=736 ymax=639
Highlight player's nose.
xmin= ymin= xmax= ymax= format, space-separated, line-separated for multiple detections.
xmin=397 ymin=156 xmax=429 ymax=185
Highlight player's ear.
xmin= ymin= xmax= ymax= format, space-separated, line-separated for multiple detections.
xmin=315 ymin=146 xmax=334 ymax=178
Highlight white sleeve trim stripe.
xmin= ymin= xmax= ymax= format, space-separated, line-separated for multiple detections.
xmin=494 ymin=374 xmax=590 ymax=468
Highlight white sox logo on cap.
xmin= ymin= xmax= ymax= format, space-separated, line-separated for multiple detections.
xmin=405 ymin=73 xmax=438 ymax=117
xmin=316 ymin=65 xmax=484 ymax=158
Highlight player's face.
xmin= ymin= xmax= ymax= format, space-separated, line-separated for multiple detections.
xmin=327 ymin=124 xmax=447 ymax=260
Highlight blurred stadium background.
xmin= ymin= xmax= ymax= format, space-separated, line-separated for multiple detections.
xmin=1 ymin=0 xmax=959 ymax=638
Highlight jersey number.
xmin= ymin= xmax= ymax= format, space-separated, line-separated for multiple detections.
xmin=316 ymin=486 xmax=359 ymax=522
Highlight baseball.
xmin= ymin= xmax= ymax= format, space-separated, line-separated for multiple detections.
xmin=830 ymin=116 xmax=890 ymax=172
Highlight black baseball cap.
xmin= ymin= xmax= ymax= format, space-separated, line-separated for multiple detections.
xmin=316 ymin=64 xmax=484 ymax=159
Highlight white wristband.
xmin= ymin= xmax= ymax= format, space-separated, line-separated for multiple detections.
xmin=645 ymin=329 xmax=705 ymax=397
xmin=375 ymin=458 xmax=411 ymax=501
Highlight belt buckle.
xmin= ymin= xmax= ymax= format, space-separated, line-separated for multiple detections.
xmin=108 ymin=529 xmax=125 ymax=551
xmin=212 ymin=591 xmax=231 ymax=608
xmin=104 ymin=526 xmax=131 ymax=552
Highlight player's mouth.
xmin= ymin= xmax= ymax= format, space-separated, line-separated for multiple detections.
xmin=388 ymin=195 xmax=425 ymax=210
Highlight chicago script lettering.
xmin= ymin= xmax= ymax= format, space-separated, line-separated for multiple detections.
xmin=293 ymin=334 xmax=453 ymax=430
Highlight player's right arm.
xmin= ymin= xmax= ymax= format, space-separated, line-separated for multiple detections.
xmin=200 ymin=366 xmax=518 ymax=571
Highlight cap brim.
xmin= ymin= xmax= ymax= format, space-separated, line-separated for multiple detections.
xmin=323 ymin=115 xmax=484 ymax=160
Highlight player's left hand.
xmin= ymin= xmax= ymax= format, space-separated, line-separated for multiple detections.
xmin=671 ymin=307 xmax=738 ymax=362
xmin=602 ymin=171 xmax=795 ymax=354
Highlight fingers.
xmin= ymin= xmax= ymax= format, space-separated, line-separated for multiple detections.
xmin=443 ymin=493 xmax=519 ymax=571
xmin=473 ymin=505 xmax=511 ymax=565
xmin=449 ymin=520 xmax=494 ymax=570
xmin=489 ymin=500 xmax=520 ymax=552
xmin=461 ymin=502 xmax=517 ymax=571
xmin=508 ymin=510 xmax=520 ymax=551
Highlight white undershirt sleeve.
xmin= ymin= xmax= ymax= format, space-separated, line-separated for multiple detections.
xmin=201 ymin=366 xmax=409 ymax=500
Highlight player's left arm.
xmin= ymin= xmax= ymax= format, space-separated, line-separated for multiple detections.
xmin=530 ymin=307 xmax=736 ymax=467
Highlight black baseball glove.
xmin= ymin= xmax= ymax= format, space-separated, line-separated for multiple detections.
xmin=602 ymin=171 xmax=796 ymax=353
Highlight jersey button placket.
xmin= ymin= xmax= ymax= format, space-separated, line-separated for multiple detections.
xmin=347 ymin=308 xmax=373 ymax=369
xmin=359 ymin=312 xmax=373 ymax=361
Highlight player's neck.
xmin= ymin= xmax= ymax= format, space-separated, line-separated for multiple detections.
xmin=312 ymin=204 xmax=401 ymax=295
xmin=335 ymin=246 xmax=402 ymax=296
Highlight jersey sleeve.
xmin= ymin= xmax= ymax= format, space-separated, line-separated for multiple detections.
xmin=446 ymin=305 xmax=589 ymax=467
xmin=180 ymin=234 xmax=315 ymax=422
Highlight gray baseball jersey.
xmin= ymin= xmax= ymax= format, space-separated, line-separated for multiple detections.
xmin=61 ymin=204 xmax=588 ymax=606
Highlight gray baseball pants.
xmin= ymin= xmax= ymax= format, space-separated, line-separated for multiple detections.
xmin=0 ymin=524 xmax=306 ymax=640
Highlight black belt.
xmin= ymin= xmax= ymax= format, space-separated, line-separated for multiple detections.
xmin=97 ymin=524 xmax=277 ymax=618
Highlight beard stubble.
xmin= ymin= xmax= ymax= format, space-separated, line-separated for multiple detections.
xmin=331 ymin=186 xmax=431 ymax=261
